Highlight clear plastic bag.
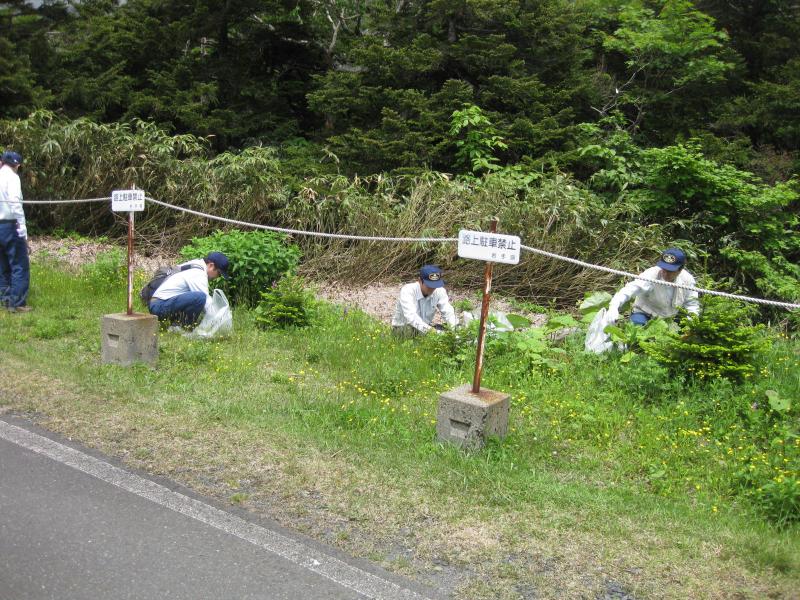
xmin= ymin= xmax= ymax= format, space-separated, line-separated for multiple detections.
xmin=186 ymin=289 xmax=233 ymax=339
xmin=584 ymin=307 xmax=613 ymax=353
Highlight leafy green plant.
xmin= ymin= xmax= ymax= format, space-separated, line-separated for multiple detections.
xmin=512 ymin=327 xmax=567 ymax=371
xmin=449 ymin=104 xmax=508 ymax=174
xmin=180 ymin=230 xmax=301 ymax=307
xmin=423 ymin=318 xmax=481 ymax=370
xmin=605 ymin=317 xmax=674 ymax=357
xmin=254 ymin=275 xmax=317 ymax=330
xmin=641 ymin=297 xmax=769 ymax=381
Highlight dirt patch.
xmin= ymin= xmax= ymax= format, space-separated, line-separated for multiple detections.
xmin=29 ymin=237 xmax=176 ymax=276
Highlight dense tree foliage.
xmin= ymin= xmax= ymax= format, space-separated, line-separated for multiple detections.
xmin=2 ymin=0 xmax=796 ymax=175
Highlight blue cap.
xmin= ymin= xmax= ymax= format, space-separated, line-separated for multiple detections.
xmin=420 ymin=265 xmax=445 ymax=288
xmin=205 ymin=252 xmax=231 ymax=279
xmin=657 ymin=248 xmax=686 ymax=272
xmin=1 ymin=151 xmax=22 ymax=166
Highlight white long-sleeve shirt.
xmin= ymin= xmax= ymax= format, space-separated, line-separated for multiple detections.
xmin=0 ymin=164 xmax=27 ymax=239
xmin=151 ymin=259 xmax=211 ymax=311
xmin=609 ymin=266 xmax=700 ymax=318
xmin=391 ymin=282 xmax=457 ymax=333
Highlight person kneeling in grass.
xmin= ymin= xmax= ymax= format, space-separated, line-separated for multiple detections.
xmin=392 ymin=265 xmax=457 ymax=336
xmin=607 ymin=247 xmax=700 ymax=326
xmin=148 ymin=252 xmax=230 ymax=331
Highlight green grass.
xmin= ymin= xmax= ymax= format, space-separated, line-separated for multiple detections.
xmin=1 ymin=258 xmax=798 ymax=599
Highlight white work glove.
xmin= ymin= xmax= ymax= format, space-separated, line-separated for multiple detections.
xmin=16 ymin=224 xmax=27 ymax=240
xmin=605 ymin=306 xmax=620 ymax=323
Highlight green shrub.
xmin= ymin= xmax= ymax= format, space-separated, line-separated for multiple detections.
xmin=641 ymin=297 xmax=769 ymax=381
xmin=254 ymin=275 xmax=317 ymax=329
xmin=180 ymin=229 xmax=301 ymax=307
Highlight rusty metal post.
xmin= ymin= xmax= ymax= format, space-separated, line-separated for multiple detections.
xmin=471 ymin=219 xmax=498 ymax=394
xmin=126 ymin=185 xmax=136 ymax=315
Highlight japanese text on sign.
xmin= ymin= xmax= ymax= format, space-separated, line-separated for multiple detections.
xmin=457 ymin=229 xmax=521 ymax=265
xmin=111 ymin=189 xmax=145 ymax=212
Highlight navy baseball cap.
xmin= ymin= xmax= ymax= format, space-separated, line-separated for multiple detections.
xmin=1 ymin=151 xmax=22 ymax=166
xmin=420 ymin=265 xmax=445 ymax=288
xmin=205 ymin=252 xmax=231 ymax=279
xmin=657 ymin=248 xmax=686 ymax=272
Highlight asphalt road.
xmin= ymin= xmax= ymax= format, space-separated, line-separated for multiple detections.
xmin=0 ymin=417 xmax=438 ymax=600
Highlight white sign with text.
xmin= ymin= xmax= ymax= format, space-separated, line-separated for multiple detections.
xmin=111 ymin=189 xmax=146 ymax=212
xmin=457 ymin=229 xmax=521 ymax=264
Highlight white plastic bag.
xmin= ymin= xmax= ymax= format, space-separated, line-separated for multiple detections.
xmin=584 ymin=307 xmax=613 ymax=353
xmin=187 ymin=289 xmax=233 ymax=339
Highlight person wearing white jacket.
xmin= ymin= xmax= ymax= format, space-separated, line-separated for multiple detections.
xmin=607 ymin=248 xmax=700 ymax=325
xmin=0 ymin=151 xmax=31 ymax=312
xmin=392 ymin=265 xmax=457 ymax=336
xmin=148 ymin=252 xmax=230 ymax=328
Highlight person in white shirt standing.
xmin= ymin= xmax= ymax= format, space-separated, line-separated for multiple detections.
xmin=607 ymin=248 xmax=700 ymax=326
xmin=392 ymin=265 xmax=457 ymax=336
xmin=148 ymin=251 xmax=230 ymax=329
xmin=0 ymin=151 xmax=31 ymax=312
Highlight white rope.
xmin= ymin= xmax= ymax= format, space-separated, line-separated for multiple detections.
xmin=13 ymin=193 xmax=800 ymax=310
xmin=146 ymin=197 xmax=458 ymax=243
xmin=521 ymin=244 xmax=800 ymax=310
xmin=150 ymin=195 xmax=798 ymax=310
xmin=18 ymin=197 xmax=111 ymax=204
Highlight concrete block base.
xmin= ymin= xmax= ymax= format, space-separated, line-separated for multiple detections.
xmin=436 ymin=383 xmax=510 ymax=450
xmin=101 ymin=312 xmax=159 ymax=367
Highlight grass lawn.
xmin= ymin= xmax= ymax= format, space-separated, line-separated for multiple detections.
xmin=1 ymin=257 xmax=798 ymax=599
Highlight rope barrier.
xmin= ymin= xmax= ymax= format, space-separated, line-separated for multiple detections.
xmin=145 ymin=197 xmax=458 ymax=243
xmin=18 ymin=197 xmax=111 ymax=204
xmin=13 ymin=193 xmax=800 ymax=310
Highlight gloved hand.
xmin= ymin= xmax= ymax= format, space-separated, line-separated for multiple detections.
xmin=16 ymin=223 xmax=27 ymax=240
xmin=606 ymin=306 xmax=620 ymax=323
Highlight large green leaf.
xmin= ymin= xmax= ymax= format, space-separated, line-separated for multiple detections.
xmin=579 ymin=291 xmax=612 ymax=314
xmin=506 ymin=313 xmax=532 ymax=329
xmin=766 ymin=390 xmax=791 ymax=412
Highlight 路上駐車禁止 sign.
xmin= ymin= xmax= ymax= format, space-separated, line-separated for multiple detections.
xmin=457 ymin=230 xmax=521 ymax=264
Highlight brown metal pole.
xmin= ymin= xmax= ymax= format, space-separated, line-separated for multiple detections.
xmin=126 ymin=184 xmax=136 ymax=315
xmin=127 ymin=210 xmax=134 ymax=315
xmin=472 ymin=219 xmax=498 ymax=394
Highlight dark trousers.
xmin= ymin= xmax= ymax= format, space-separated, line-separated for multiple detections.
xmin=0 ymin=221 xmax=29 ymax=308
xmin=149 ymin=291 xmax=206 ymax=326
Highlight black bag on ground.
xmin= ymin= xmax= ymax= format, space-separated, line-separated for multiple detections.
xmin=140 ymin=263 xmax=203 ymax=305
